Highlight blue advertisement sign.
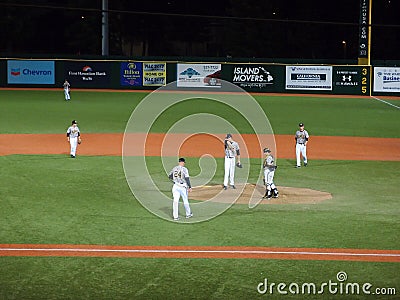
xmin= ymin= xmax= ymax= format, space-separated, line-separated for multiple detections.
xmin=120 ymin=62 xmax=143 ymax=86
xmin=8 ymin=60 xmax=55 ymax=84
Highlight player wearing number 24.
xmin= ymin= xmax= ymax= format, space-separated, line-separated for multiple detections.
xmin=168 ymin=158 xmax=193 ymax=221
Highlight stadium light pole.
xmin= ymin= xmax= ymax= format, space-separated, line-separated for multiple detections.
xmin=102 ymin=0 xmax=109 ymax=56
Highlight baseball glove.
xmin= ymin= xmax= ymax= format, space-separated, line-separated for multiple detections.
xmin=78 ymin=137 xmax=82 ymax=144
xmin=236 ymin=162 xmax=243 ymax=168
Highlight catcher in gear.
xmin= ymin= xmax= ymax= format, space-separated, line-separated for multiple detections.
xmin=262 ymin=148 xmax=278 ymax=199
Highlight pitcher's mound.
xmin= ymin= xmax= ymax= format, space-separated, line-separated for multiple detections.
xmin=190 ymin=183 xmax=332 ymax=204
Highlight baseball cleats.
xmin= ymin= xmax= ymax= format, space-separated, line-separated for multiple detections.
xmin=304 ymin=162 xmax=308 ymax=167
xmin=231 ymin=185 xmax=236 ymax=189
xmin=223 ymin=186 xmax=227 ymax=190
xmin=263 ymin=191 xmax=272 ymax=199
xmin=173 ymin=217 xmax=180 ymax=221
xmin=186 ymin=213 xmax=193 ymax=219
xmin=70 ymin=155 xmax=76 ymax=158
xmin=295 ymin=165 xmax=301 ymax=168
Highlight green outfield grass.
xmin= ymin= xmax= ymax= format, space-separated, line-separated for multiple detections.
xmin=1 ymin=90 xmax=399 ymax=137
xmin=0 ymin=90 xmax=399 ymax=299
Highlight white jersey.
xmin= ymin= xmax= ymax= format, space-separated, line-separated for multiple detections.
xmin=225 ymin=140 xmax=240 ymax=158
xmin=67 ymin=126 xmax=80 ymax=138
xmin=295 ymin=129 xmax=309 ymax=144
xmin=263 ymin=154 xmax=276 ymax=171
xmin=169 ymin=165 xmax=190 ymax=187
xmin=63 ymin=81 xmax=70 ymax=91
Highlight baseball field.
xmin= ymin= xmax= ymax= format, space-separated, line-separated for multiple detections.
xmin=0 ymin=89 xmax=399 ymax=299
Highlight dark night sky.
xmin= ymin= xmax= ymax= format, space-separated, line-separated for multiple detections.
xmin=0 ymin=0 xmax=399 ymax=60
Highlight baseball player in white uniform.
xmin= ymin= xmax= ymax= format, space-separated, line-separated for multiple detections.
xmin=63 ymin=79 xmax=71 ymax=101
xmin=223 ymin=133 xmax=241 ymax=190
xmin=295 ymin=123 xmax=309 ymax=168
xmin=168 ymin=157 xmax=193 ymax=221
xmin=262 ymin=148 xmax=279 ymax=199
xmin=66 ymin=120 xmax=81 ymax=158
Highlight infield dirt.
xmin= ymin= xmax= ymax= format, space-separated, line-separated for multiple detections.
xmin=1 ymin=133 xmax=399 ymax=160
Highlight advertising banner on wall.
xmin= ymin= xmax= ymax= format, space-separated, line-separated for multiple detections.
xmin=7 ymin=60 xmax=55 ymax=84
xmin=230 ymin=65 xmax=275 ymax=90
xmin=177 ymin=64 xmax=221 ymax=88
xmin=143 ymin=62 xmax=166 ymax=86
xmin=358 ymin=0 xmax=370 ymax=60
xmin=120 ymin=62 xmax=142 ymax=86
xmin=286 ymin=66 xmax=332 ymax=90
xmin=65 ymin=62 xmax=110 ymax=87
xmin=333 ymin=66 xmax=370 ymax=95
xmin=373 ymin=67 xmax=400 ymax=93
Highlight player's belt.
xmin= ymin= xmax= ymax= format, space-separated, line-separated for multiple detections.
xmin=226 ymin=156 xmax=234 ymax=158
xmin=298 ymin=143 xmax=305 ymax=145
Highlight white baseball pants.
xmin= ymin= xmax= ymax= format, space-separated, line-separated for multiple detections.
xmin=296 ymin=144 xmax=307 ymax=167
xmin=172 ymin=184 xmax=191 ymax=219
xmin=70 ymin=137 xmax=78 ymax=156
xmin=224 ymin=157 xmax=235 ymax=186
xmin=64 ymin=88 xmax=70 ymax=100
xmin=264 ymin=169 xmax=276 ymax=190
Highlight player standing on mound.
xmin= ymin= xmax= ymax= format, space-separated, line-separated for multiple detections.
xmin=262 ymin=148 xmax=278 ymax=199
xmin=223 ymin=133 xmax=241 ymax=190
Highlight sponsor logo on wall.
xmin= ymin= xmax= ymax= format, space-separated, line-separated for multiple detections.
xmin=177 ymin=64 xmax=221 ymax=88
xmin=121 ymin=62 xmax=142 ymax=86
xmin=286 ymin=66 xmax=332 ymax=90
xmin=373 ymin=67 xmax=400 ymax=92
xmin=143 ymin=63 xmax=166 ymax=86
xmin=7 ymin=60 xmax=55 ymax=84
xmin=232 ymin=65 xmax=274 ymax=89
xmin=334 ymin=70 xmax=359 ymax=87
xmin=358 ymin=0 xmax=370 ymax=59
xmin=65 ymin=62 xmax=110 ymax=87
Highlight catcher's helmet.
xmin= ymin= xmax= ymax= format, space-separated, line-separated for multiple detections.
xmin=263 ymin=148 xmax=271 ymax=153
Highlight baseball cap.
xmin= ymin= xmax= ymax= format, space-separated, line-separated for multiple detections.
xmin=226 ymin=133 xmax=232 ymax=138
xmin=299 ymin=123 xmax=304 ymax=127
xmin=72 ymin=120 xmax=77 ymax=124
xmin=179 ymin=157 xmax=186 ymax=163
xmin=263 ymin=148 xmax=271 ymax=153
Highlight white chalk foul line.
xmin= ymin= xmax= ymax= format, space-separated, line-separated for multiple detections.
xmin=371 ymin=96 xmax=400 ymax=109
xmin=0 ymin=248 xmax=399 ymax=258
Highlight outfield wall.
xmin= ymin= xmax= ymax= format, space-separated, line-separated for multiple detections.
xmin=0 ymin=58 xmax=399 ymax=96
